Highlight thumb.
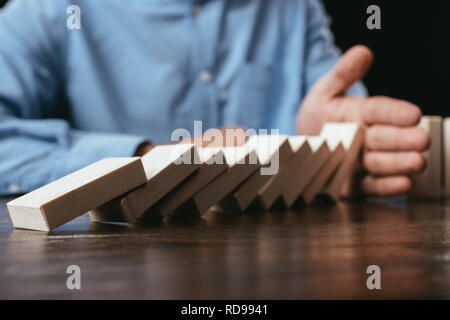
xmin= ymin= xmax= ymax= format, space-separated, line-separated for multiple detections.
xmin=310 ymin=45 xmax=374 ymax=98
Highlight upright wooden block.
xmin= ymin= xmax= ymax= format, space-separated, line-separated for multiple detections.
xmin=157 ymin=147 xmax=228 ymax=218
xmin=281 ymin=137 xmax=331 ymax=207
xmin=411 ymin=116 xmax=442 ymax=198
xmin=320 ymin=123 xmax=364 ymax=200
xmin=256 ymin=136 xmax=312 ymax=210
xmin=191 ymin=146 xmax=259 ymax=215
xmin=221 ymin=135 xmax=293 ymax=212
xmin=7 ymin=158 xmax=147 ymax=231
xmin=90 ymin=144 xmax=199 ymax=223
xmin=444 ymin=118 xmax=450 ymax=197
xmin=303 ymin=139 xmax=345 ymax=204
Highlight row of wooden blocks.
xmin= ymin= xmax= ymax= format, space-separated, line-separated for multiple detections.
xmin=411 ymin=116 xmax=450 ymax=198
xmin=7 ymin=123 xmax=363 ymax=231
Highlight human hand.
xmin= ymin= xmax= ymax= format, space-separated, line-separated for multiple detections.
xmin=296 ymin=45 xmax=430 ymax=197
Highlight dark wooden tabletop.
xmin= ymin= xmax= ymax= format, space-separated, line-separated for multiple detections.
xmin=0 ymin=196 xmax=449 ymax=299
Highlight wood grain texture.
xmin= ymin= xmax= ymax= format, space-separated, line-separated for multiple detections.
xmin=2 ymin=197 xmax=450 ymax=299
xmin=7 ymin=158 xmax=147 ymax=231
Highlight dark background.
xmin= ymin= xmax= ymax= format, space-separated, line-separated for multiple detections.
xmin=322 ymin=0 xmax=449 ymax=117
xmin=0 ymin=0 xmax=448 ymax=116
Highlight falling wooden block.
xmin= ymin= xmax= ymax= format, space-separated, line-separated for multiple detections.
xmin=303 ymin=139 xmax=345 ymax=204
xmin=444 ymin=118 xmax=450 ymax=197
xmin=7 ymin=158 xmax=147 ymax=231
xmin=256 ymin=136 xmax=312 ymax=210
xmin=157 ymin=147 xmax=228 ymax=218
xmin=221 ymin=135 xmax=293 ymax=212
xmin=190 ymin=146 xmax=260 ymax=215
xmin=320 ymin=123 xmax=364 ymax=200
xmin=281 ymin=137 xmax=331 ymax=207
xmin=411 ymin=116 xmax=442 ymax=198
xmin=90 ymin=144 xmax=200 ymax=223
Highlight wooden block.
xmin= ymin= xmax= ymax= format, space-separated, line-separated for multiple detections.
xmin=90 ymin=144 xmax=199 ymax=223
xmin=411 ymin=116 xmax=442 ymax=198
xmin=320 ymin=123 xmax=364 ymax=200
xmin=7 ymin=158 xmax=147 ymax=231
xmin=444 ymin=118 xmax=450 ymax=197
xmin=302 ymin=139 xmax=345 ymax=204
xmin=281 ymin=137 xmax=331 ymax=207
xmin=256 ymin=136 xmax=312 ymax=210
xmin=221 ymin=135 xmax=293 ymax=212
xmin=191 ymin=146 xmax=260 ymax=215
xmin=157 ymin=147 xmax=228 ymax=218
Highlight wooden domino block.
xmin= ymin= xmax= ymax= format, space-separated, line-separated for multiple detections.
xmin=90 ymin=144 xmax=199 ymax=223
xmin=190 ymin=146 xmax=259 ymax=215
xmin=444 ymin=118 xmax=450 ymax=197
xmin=320 ymin=123 xmax=364 ymax=200
xmin=302 ymin=139 xmax=345 ymax=204
xmin=157 ymin=147 xmax=228 ymax=218
xmin=281 ymin=137 xmax=331 ymax=207
xmin=7 ymin=158 xmax=147 ymax=231
xmin=411 ymin=116 xmax=442 ymax=198
xmin=256 ymin=136 xmax=312 ymax=210
xmin=221 ymin=135 xmax=293 ymax=212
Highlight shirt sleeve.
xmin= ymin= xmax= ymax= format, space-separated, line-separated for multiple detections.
xmin=0 ymin=0 xmax=147 ymax=195
xmin=303 ymin=0 xmax=368 ymax=97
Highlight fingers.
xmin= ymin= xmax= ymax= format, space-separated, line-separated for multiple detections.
xmin=365 ymin=125 xmax=430 ymax=151
xmin=363 ymin=151 xmax=426 ymax=175
xmin=310 ymin=45 xmax=374 ymax=98
xmin=360 ymin=96 xmax=422 ymax=127
xmin=361 ymin=175 xmax=413 ymax=196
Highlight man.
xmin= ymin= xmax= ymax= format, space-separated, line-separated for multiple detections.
xmin=0 ymin=0 xmax=429 ymax=197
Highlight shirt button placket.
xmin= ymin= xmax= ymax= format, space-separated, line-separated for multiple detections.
xmin=190 ymin=1 xmax=218 ymax=128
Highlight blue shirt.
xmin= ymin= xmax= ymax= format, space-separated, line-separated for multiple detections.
xmin=0 ymin=0 xmax=366 ymax=195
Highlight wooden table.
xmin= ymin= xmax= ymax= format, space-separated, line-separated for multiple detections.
xmin=1 ymin=197 xmax=449 ymax=299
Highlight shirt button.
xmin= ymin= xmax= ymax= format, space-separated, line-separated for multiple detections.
xmin=200 ymin=70 xmax=213 ymax=83
xmin=9 ymin=183 xmax=20 ymax=193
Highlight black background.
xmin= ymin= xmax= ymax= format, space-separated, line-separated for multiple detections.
xmin=322 ymin=0 xmax=449 ymax=117
xmin=0 ymin=0 xmax=448 ymax=116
